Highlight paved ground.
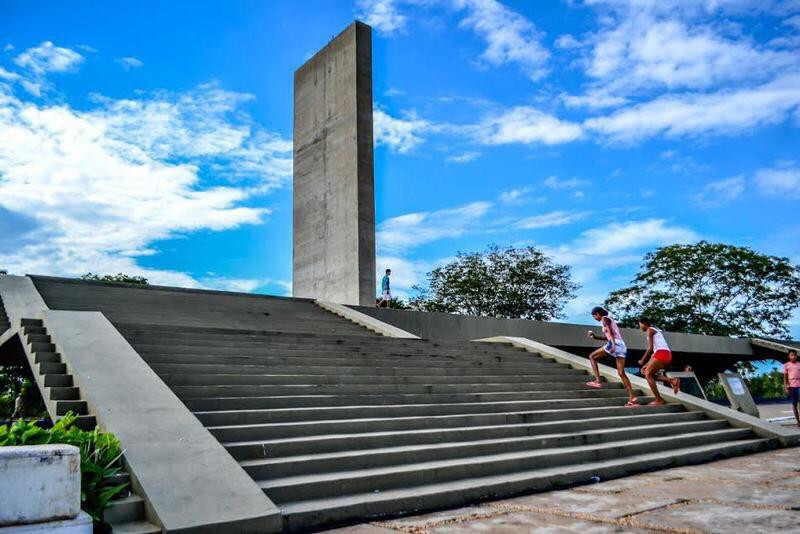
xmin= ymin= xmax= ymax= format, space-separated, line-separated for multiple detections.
xmin=758 ymin=402 xmax=799 ymax=425
xmin=327 ymin=446 xmax=799 ymax=534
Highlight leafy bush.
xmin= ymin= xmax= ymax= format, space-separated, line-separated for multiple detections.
xmin=81 ymin=273 xmax=149 ymax=285
xmin=0 ymin=413 xmax=128 ymax=521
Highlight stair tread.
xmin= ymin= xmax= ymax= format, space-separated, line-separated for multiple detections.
xmin=260 ymin=429 xmax=750 ymax=489
xmin=109 ymin=520 xmax=161 ymax=534
xmin=280 ymin=437 xmax=768 ymax=515
xmin=241 ymin=420 xmax=726 ymax=466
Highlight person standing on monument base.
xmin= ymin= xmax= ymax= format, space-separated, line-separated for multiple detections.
xmin=377 ymin=268 xmax=392 ymax=308
xmin=637 ymin=317 xmax=681 ymax=405
xmin=586 ymin=306 xmax=639 ymax=407
xmin=783 ymin=349 xmax=800 ymax=427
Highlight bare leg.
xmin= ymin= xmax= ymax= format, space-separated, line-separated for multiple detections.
xmin=645 ymin=359 xmax=668 ymax=404
xmin=615 ymin=358 xmax=637 ymax=403
xmin=588 ymin=348 xmax=605 ymax=384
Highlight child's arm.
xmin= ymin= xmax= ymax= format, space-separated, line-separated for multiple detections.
xmin=639 ymin=328 xmax=654 ymax=366
xmin=602 ymin=317 xmax=616 ymax=352
xmin=785 ymin=366 xmax=790 ymax=392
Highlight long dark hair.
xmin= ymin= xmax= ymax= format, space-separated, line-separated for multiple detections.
xmin=590 ymin=306 xmax=609 ymax=317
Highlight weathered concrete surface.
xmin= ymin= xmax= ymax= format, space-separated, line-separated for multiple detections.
xmin=328 ymin=447 xmax=800 ymax=533
xmin=719 ymin=371 xmax=760 ymax=417
xmin=316 ymin=300 xmax=420 ymax=338
xmin=293 ymin=21 xmax=376 ymax=306
xmin=0 ymin=512 xmax=92 ymax=534
xmin=353 ymin=306 xmax=755 ymax=355
xmin=0 ymin=275 xmax=47 ymax=332
xmin=42 ymin=310 xmax=282 ymax=533
xmin=0 ymin=445 xmax=80 ymax=526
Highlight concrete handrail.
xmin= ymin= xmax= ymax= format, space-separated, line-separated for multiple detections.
xmin=750 ymin=337 xmax=799 ymax=354
xmin=477 ymin=336 xmax=800 ymax=447
xmin=316 ymin=300 xmax=420 ymax=339
xmin=0 ymin=275 xmax=48 ymax=343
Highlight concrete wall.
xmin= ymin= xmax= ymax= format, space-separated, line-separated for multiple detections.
xmin=351 ymin=306 xmax=756 ymax=357
xmin=293 ymin=21 xmax=376 ymax=307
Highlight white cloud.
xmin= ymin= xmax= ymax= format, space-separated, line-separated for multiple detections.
xmin=446 ymin=150 xmax=481 ymax=163
xmin=499 ymin=186 xmax=532 ymax=204
xmin=584 ymin=73 xmax=800 ymax=142
xmin=0 ymin=79 xmax=292 ymax=287
xmin=454 ymin=0 xmax=550 ymax=81
xmin=14 ymin=41 xmax=83 ymax=75
xmin=3 ymin=44 xmax=14 ymax=52
xmin=694 ymin=175 xmax=745 ymax=207
xmin=561 ymin=90 xmax=629 ymax=110
xmin=755 ymin=164 xmax=800 ymax=197
xmin=116 ymin=56 xmax=143 ymax=70
xmin=574 ymin=219 xmax=698 ymax=256
xmin=356 ymin=0 xmax=409 ymax=35
xmin=478 ymin=106 xmax=583 ymax=145
xmin=555 ymin=34 xmax=582 ymax=50
xmin=584 ymin=2 xmax=800 ymax=94
xmin=375 ymin=255 xmax=435 ymax=297
xmin=786 ymin=14 xmax=800 ymax=30
xmin=0 ymin=67 xmax=19 ymax=81
xmin=515 ymin=210 xmax=591 ymax=230
xmin=543 ymin=175 xmax=590 ymax=189
xmin=377 ymin=201 xmax=492 ymax=252
xmin=373 ymin=107 xmax=429 ymax=153
xmin=200 ymin=277 xmax=267 ymax=293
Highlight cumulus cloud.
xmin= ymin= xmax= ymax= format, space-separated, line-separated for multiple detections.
xmin=755 ymin=164 xmax=800 ymax=197
xmin=377 ymin=201 xmax=492 ymax=252
xmin=515 ymin=210 xmax=591 ymax=229
xmin=584 ymin=73 xmax=800 ymax=142
xmin=116 ymin=56 xmax=143 ymax=70
xmin=454 ymin=0 xmax=550 ymax=81
xmin=478 ymin=106 xmax=583 ymax=145
xmin=14 ymin=41 xmax=83 ymax=75
xmin=694 ymin=175 xmax=746 ymax=207
xmin=356 ymin=0 xmax=409 ymax=35
xmin=373 ymin=107 xmax=430 ymax=153
xmin=0 ymin=49 xmax=292 ymax=287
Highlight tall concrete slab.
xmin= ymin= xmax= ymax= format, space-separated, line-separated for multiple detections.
xmin=293 ymin=21 xmax=376 ymax=306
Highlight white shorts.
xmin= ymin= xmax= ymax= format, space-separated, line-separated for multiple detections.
xmin=381 ymin=290 xmax=392 ymax=300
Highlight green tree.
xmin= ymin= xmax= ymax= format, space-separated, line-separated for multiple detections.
xmin=81 ymin=273 xmax=149 ymax=285
xmin=410 ymin=245 xmax=578 ymax=320
xmin=605 ymin=241 xmax=800 ymax=338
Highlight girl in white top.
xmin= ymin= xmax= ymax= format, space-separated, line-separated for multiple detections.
xmin=638 ymin=317 xmax=680 ymax=405
xmin=586 ymin=306 xmax=638 ymax=407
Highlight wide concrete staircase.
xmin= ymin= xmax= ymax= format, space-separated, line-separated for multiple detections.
xmin=31 ymin=276 xmax=773 ymax=531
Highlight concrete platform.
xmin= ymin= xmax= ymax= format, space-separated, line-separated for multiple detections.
xmin=327 ymin=446 xmax=800 ymax=533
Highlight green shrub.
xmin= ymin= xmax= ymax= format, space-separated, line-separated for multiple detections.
xmin=0 ymin=413 xmax=128 ymax=522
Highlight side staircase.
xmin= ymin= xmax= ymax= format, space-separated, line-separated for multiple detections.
xmin=0 ymin=294 xmax=10 ymax=333
xmin=28 ymin=277 xmax=777 ymax=531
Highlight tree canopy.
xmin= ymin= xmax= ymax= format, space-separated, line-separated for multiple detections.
xmin=605 ymin=241 xmax=800 ymax=338
xmin=410 ymin=245 xmax=578 ymax=320
xmin=81 ymin=273 xmax=149 ymax=285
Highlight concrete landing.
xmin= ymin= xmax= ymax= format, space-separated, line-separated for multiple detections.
xmin=327 ymin=446 xmax=800 ymax=533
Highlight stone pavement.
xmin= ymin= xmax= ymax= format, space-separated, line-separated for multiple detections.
xmin=327 ymin=447 xmax=799 ymax=534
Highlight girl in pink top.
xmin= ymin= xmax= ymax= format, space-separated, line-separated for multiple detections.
xmin=586 ymin=306 xmax=638 ymax=407
xmin=783 ymin=349 xmax=800 ymax=427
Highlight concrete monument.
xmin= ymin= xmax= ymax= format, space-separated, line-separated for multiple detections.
xmin=292 ymin=21 xmax=376 ymax=306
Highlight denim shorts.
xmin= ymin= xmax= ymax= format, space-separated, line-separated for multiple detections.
xmin=603 ymin=340 xmax=627 ymax=358
xmin=790 ymin=387 xmax=800 ymax=403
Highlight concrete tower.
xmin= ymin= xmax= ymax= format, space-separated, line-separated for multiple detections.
xmin=292 ymin=21 xmax=376 ymax=306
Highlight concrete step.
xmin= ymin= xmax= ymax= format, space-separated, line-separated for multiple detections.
xmin=172 ymin=381 xmax=622 ymax=399
xmin=49 ymin=386 xmax=80 ymax=400
xmin=21 ymin=325 xmax=46 ymax=335
xmin=115 ymin=322 xmax=380 ymax=340
xmin=149 ymin=361 xmax=571 ymax=377
xmin=38 ymin=361 xmax=67 ymax=374
xmin=224 ymin=411 xmax=708 ymax=460
xmin=29 ymin=341 xmax=56 ymax=352
xmin=184 ymin=388 xmax=633 ymax=412
xmin=70 ymin=414 xmax=97 ymax=430
xmin=159 ymin=372 xmax=589 ymax=387
xmin=55 ymin=399 xmax=87 ymax=416
xmin=104 ymin=495 xmax=145 ymax=524
xmin=261 ymin=428 xmax=754 ymax=503
xmin=108 ymin=521 xmax=162 ymax=534
xmin=208 ymin=404 xmax=681 ymax=442
xmin=279 ymin=437 xmax=771 ymax=531
xmin=43 ymin=374 xmax=73 ymax=387
xmin=194 ymin=396 xmax=642 ymax=426
xmin=34 ymin=351 xmax=61 ymax=364
xmin=140 ymin=352 xmax=552 ymax=369
xmin=242 ymin=420 xmax=730 ymax=479
xmin=25 ymin=333 xmax=51 ymax=343
xmin=20 ymin=318 xmax=43 ymax=327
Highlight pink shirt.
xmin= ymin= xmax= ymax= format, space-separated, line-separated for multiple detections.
xmin=784 ymin=361 xmax=800 ymax=388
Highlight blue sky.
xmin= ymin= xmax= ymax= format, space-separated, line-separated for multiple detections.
xmin=1 ymin=0 xmax=799 ymax=339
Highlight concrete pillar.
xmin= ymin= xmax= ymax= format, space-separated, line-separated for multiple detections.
xmin=292 ymin=21 xmax=376 ymax=306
